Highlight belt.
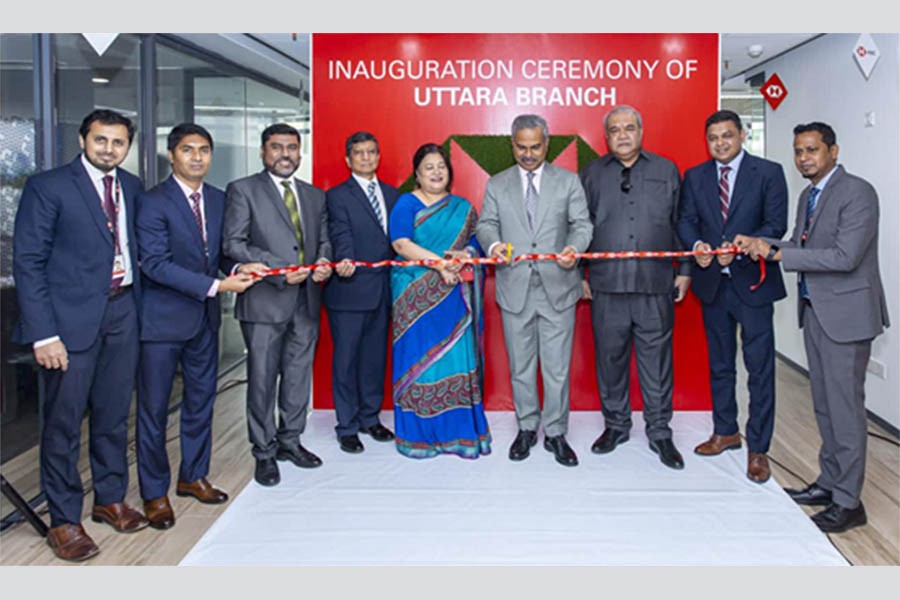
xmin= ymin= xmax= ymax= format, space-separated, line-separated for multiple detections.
xmin=109 ymin=285 xmax=132 ymax=299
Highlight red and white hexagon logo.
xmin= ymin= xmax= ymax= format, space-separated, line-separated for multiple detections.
xmin=761 ymin=73 xmax=787 ymax=110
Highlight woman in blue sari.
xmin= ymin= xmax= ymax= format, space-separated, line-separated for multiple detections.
xmin=389 ymin=143 xmax=491 ymax=459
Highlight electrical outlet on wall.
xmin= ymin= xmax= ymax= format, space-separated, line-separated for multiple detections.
xmin=865 ymin=111 xmax=876 ymax=127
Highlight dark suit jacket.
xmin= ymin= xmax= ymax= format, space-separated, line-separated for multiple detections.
xmin=136 ymin=176 xmax=235 ymax=342
xmin=771 ymin=165 xmax=889 ymax=342
xmin=13 ymin=157 xmax=143 ymax=352
xmin=223 ymin=170 xmax=332 ymax=324
xmin=677 ymin=152 xmax=788 ymax=306
xmin=323 ymin=177 xmax=399 ymax=312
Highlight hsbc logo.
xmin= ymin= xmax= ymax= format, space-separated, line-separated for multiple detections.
xmin=761 ymin=73 xmax=787 ymax=110
xmin=765 ymin=84 xmax=784 ymax=98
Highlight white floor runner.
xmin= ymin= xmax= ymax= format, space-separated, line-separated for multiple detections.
xmin=181 ymin=410 xmax=847 ymax=566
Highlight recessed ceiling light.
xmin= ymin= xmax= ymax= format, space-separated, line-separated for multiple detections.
xmin=92 ymin=77 xmax=110 ymax=84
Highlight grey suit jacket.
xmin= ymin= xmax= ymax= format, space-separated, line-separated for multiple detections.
xmin=771 ymin=165 xmax=889 ymax=342
xmin=475 ymin=162 xmax=592 ymax=314
xmin=223 ymin=170 xmax=332 ymax=324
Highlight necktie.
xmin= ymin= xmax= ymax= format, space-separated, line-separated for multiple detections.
xmin=719 ymin=165 xmax=732 ymax=223
xmin=103 ymin=175 xmax=123 ymax=290
xmin=282 ymin=180 xmax=304 ymax=264
xmin=799 ymin=186 xmax=821 ymax=299
xmin=525 ymin=171 xmax=538 ymax=231
xmin=189 ymin=192 xmax=204 ymax=235
xmin=804 ymin=186 xmax=821 ymax=232
xmin=367 ymin=180 xmax=385 ymax=231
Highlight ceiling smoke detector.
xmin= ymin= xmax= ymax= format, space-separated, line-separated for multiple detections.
xmin=747 ymin=44 xmax=764 ymax=59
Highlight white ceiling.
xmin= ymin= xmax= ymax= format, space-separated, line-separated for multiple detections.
xmin=720 ymin=33 xmax=820 ymax=85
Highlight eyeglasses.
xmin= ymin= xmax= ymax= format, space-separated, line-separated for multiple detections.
xmin=620 ymin=167 xmax=632 ymax=194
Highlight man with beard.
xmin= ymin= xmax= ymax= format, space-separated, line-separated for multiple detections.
xmin=223 ymin=123 xmax=333 ymax=487
xmin=13 ymin=109 xmax=148 ymax=561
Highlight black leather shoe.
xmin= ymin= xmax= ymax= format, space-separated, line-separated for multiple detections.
xmin=590 ymin=428 xmax=630 ymax=454
xmin=544 ymin=435 xmax=578 ymax=467
xmin=811 ymin=502 xmax=867 ymax=533
xmin=359 ymin=423 xmax=395 ymax=442
xmin=785 ymin=482 xmax=833 ymax=506
xmin=649 ymin=438 xmax=684 ymax=470
xmin=254 ymin=457 xmax=280 ymax=487
xmin=508 ymin=430 xmax=537 ymax=461
xmin=339 ymin=434 xmax=365 ymax=454
xmin=276 ymin=443 xmax=323 ymax=468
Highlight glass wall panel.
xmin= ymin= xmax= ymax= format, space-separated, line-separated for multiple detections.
xmin=52 ymin=34 xmax=142 ymax=174
xmin=1 ymin=34 xmax=38 ymax=469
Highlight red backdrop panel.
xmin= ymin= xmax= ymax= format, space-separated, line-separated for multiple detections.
xmin=311 ymin=33 xmax=717 ymax=411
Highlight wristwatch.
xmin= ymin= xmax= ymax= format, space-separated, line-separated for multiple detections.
xmin=766 ymin=245 xmax=779 ymax=261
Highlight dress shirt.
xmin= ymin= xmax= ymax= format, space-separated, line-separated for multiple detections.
xmin=172 ymin=175 xmax=219 ymax=298
xmin=351 ymin=172 xmax=388 ymax=234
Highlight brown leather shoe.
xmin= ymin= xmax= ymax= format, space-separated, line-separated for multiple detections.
xmin=693 ymin=433 xmax=742 ymax=456
xmin=176 ymin=477 xmax=229 ymax=504
xmin=144 ymin=496 xmax=176 ymax=530
xmin=46 ymin=523 xmax=100 ymax=562
xmin=91 ymin=502 xmax=150 ymax=533
xmin=747 ymin=452 xmax=771 ymax=483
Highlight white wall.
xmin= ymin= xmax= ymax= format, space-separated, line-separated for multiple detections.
xmin=755 ymin=33 xmax=900 ymax=429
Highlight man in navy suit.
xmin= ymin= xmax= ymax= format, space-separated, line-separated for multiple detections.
xmin=677 ymin=109 xmax=788 ymax=483
xmin=135 ymin=123 xmax=260 ymax=530
xmin=323 ymin=132 xmax=399 ymax=453
xmin=13 ymin=109 xmax=148 ymax=561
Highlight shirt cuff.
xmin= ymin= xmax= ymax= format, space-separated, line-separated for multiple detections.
xmin=34 ymin=336 xmax=60 ymax=349
xmin=208 ymin=279 xmax=219 ymax=297
xmin=487 ymin=242 xmax=502 ymax=257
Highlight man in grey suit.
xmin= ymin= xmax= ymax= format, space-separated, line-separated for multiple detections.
xmin=475 ymin=114 xmax=592 ymax=467
xmin=736 ymin=122 xmax=889 ymax=533
xmin=223 ymin=123 xmax=333 ymax=487
xmin=580 ymin=105 xmax=691 ymax=471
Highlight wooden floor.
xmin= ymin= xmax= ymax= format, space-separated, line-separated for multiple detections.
xmin=1 ymin=358 xmax=898 ymax=566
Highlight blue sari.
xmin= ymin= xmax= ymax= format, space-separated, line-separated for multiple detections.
xmin=389 ymin=192 xmax=491 ymax=459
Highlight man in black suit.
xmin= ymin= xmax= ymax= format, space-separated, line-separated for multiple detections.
xmin=677 ymin=110 xmax=788 ymax=483
xmin=13 ymin=109 xmax=148 ymax=561
xmin=323 ymin=132 xmax=399 ymax=453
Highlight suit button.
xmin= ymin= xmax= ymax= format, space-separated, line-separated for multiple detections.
xmin=293 ymin=246 xmax=298 ymax=251
xmin=531 ymin=243 xmax=537 ymax=248
xmin=629 ymin=235 xmax=634 ymax=239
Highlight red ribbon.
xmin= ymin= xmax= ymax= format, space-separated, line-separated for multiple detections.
xmin=250 ymin=244 xmax=766 ymax=291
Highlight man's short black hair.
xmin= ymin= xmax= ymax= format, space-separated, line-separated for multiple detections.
xmin=79 ymin=109 xmax=136 ymax=143
xmin=261 ymin=123 xmax=301 ymax=146
xmin=793 ymin=122 xmax=837 ymax=147
xmin=705 ymin=109 xmax=743 ymax=132
xmin=167 ymin=122 xmax=214 ymax=152
xmin=345 ymin=131 xmax=379 ymax=157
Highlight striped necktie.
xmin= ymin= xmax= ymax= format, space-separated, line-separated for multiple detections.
xmin=798 ymin=186 xmax=821 ymax=299
xmin=367 ymin=180 xmax=385 ymax=231
xmin=719 ymin=165 xmax=731 ymax=223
